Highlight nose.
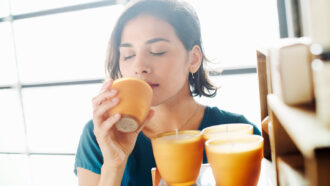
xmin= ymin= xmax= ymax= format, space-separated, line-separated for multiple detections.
xmin=134 ymin=53 xmax=151 ymax=76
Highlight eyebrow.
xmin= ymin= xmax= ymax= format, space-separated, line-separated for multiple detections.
xmin=119 ymin=38 xmax=170 ymax=48
xmin=146 ymin=38 xmax=170 ymax=44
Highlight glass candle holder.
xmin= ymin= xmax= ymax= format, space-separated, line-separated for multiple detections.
xmin=205 ymin=135 xmax=264 ymax=186
xmin=151 ymin=130 xmax=203 ymax=186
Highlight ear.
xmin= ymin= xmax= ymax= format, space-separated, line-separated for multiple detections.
xmin=189 ymin=45 xmax=203 ymax=73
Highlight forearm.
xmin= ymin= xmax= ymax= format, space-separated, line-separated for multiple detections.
xmin=98 ymin=161 xmax=127 ymax=186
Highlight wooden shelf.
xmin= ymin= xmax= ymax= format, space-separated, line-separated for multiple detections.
xmin=267 ymin=94 xmax=330 ymax=158
xmin=277 ymin=154 xmax=308 ymax=186
xmin=258 ymin=42 xmax=330 ymax=186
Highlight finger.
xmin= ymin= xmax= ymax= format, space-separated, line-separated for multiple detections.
xmin=101 ymin=113 xmax=121 ymax=131
xmin=92 ymin=89 xmax=118 ymax=109
xmin=93 ymin=98 xmax=120 ymax=127
xmin=99 ymin=79 xmax=113 ymax=93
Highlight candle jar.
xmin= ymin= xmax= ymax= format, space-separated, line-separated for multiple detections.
xmin=202 ymin=123 xmax=253 ymax=142
xmin=205 ymin=135 xmax=264 ymax=186
xmin=109 ymin=77 xmax=153 ymax=132
xmin=312 ymin=58 xmax=330 ymax=128
xmin=151 ymin=130 xmax=203 ymax=186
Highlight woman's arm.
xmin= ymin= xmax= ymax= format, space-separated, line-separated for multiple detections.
xmin=77 ymin=168 xmax=100 ymax=186
xmin=77 ymin=162 xmax=126 ymax=186
xmin=98 ymin=162 xmax=126 ymax=186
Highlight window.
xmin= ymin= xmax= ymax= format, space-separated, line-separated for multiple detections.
xmin=30 ymin=155 xmax=77 ymax=186
xmin=22 ymin=84 xmax=100 ymax=153
xmin=187 ymin=0 xmax=279 ymax=69
xmin=14 ymin=5 xmax=123 ymax=83
xmin=195 ymin=74 xmax=261 ymax=125
xmin=10 ymin=0 xmax=108 ymax=14
xmin=0 ymin=0 xmax=279 ymax=185
xmin=0 ymin=0 xmax=9 ymax=17
xmin=0 ymin=89 xmax=25 ymax=152
xmin=0 ymin=22 xmax=17 ymax=86
xmin=0 ymin=154 xmax=32 ymax=186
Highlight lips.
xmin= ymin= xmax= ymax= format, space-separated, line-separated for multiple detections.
xmin=146 ymin=81 xmax=159 ymax=88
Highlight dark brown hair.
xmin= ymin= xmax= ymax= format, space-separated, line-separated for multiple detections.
xmin=105 ymin=0 xmax=217 ymax=97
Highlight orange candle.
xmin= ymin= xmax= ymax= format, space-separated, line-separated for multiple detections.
xmin=151 ymin=130 xmax=203 ymax=186
xmin=205 ymin=135 xmax=264 ymax=186
xmin=202 ymin=123 xmax=253 ymax=142
xmin=109 ymin=77 xmax=153 ymax=132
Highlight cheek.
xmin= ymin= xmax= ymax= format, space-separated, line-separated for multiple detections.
xmin=157 ymin=58 xmax=188 ymax=89
xmin=119 ymin=62 xmax=132 ymax=77
xmin=166 ymin=57 xmax=189 ymax=80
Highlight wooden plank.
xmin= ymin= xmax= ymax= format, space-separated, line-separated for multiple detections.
xmin=268 ymin=95 xmax=330 ymax=158
xmin=316 ymin=148 xmax=330 ymax=186
xmin=269 ymin=111 xmax=300 ymax=186
xmin=306 ymin=148 xmax=330 ymax=186
xmin=267 ymin=119 xmax=279 ymax=186
xmin=257 ymin=50 xmax=269 ymax=121
xmin=265 ymin=49 xmax=273 ymax=94
xmin=277 ymin=154 xmax=308 ymax=186
xmin=279 ymin=153 xmax=305 ymax=169
xmin=257 ymin=49 xmax=272 ymax=160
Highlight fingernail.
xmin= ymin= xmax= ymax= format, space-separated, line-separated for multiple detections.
xmin=115 ymin=113 xmax=120 ymax=118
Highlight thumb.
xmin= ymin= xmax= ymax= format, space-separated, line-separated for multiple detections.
xmin=134 ymin=109 xmax=155 ymax=134
xmin=144 ymin=109 xmax=155 ymax=123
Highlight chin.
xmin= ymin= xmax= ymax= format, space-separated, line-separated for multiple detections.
xmin=150 ymin=93 xmax=168 ymax=107
xmin=150 ymin=97 xmax=161 ymax=107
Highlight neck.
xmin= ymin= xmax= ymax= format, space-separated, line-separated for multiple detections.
xmin=144 ymin=90 xmax=203 ymax=137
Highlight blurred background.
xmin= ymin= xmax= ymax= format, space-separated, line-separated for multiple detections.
xmin=0 ymin=0 xmax=279 ymax=185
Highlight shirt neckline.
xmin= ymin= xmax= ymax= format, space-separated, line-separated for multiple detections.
xmin=140 ymin=106 xmax=210 ymax=143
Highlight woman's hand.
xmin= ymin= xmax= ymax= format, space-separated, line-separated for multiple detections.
xmin=92 ymin=79 xmax=154 ymax=168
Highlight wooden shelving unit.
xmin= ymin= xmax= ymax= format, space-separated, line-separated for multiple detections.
xmin=267 ymin=94 xmax=330 ymax=186
xmin=277 ymin=154 xmax=307 ymax=186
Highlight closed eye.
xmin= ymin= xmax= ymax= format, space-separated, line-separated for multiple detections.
xmin=150 ymin=51 xmax=167 ymax=56
xmin=123 ymin=55 xmax=136 ymax=60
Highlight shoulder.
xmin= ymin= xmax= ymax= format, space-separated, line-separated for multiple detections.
xmin=78 ymin=120 xmax=96 ymax=143
xmin=82 ymin=119 xmax=95 ymax=135
xmin=74 ymin=120 xmax=103 ymax=175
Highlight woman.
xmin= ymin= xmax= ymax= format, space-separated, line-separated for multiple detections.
xmin=74 ymin=0 xmax=261 ymax=185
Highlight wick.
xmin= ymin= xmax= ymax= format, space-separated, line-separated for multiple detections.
xmin=226 ymin=125 xmax=234 ymax=151
xmin=175 ymin=128 xmax=179 ymax=139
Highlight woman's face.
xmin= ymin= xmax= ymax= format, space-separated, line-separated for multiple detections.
xmin=119 ymin=15 xmax=192 ymax=106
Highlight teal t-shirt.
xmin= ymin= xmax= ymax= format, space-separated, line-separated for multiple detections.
xmin=74 ymin=106 xmax=261 ymax=186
